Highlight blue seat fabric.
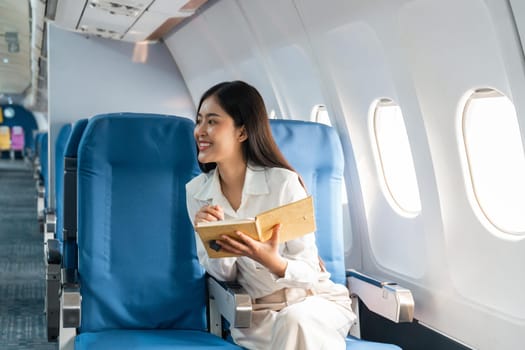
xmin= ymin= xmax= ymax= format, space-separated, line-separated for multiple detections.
xmin=75 ymin=113 xmax=238 ymax=349
xmin=35 ymin=132 xmax=44 ymax=159
xmin=75 ymin=329 xmax=240 ymax=349
xmin=346 ymin=336 xmax=402 ymax=349
xmin=270 ymin=120 xmax=346 ymax=285
xmin=64 ymin=119 xmax=89 ymax=158
xmin=39 ymin=132 xmax=49 ymax=208
xmin=270 ymin=120 xmax=401 ymax=350
xmin=54 ymin=124 xmax=72 ymax=244
xmin=62 ymin=119 xmax=88 ymax=271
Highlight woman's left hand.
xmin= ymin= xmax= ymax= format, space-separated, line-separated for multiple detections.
xmin=217 ymin=224 xmax=288 ymax=277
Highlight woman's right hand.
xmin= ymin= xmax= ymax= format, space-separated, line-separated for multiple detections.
xmin=194 ymin=204 xmax=224 ymax=225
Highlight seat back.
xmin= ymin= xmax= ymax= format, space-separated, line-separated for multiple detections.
xmin=11 ymin=126 xmax=25 ymax=151
xmin=39 ymin=132 xmax=49 ymax=208
xmin=54 ymin=124 xmax=72 ymax=244
xmin=77 ymin=113 xmax=203 ymax=333
xmin=62 ymin=119 xmax=88 ymax=271
xmin=35 ymin=132 xmax=44 ymax=158
xmin=0 ymin=125 xmax=10 ymax=150
xmin=270 ymin=120 xmax=346 ymax=285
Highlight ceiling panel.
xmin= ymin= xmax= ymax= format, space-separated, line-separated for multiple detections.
xmin=0 ymin=0 xmax=31 ymax=94
xmin=123 ymin=9 xmax=170 ymax=41
xmin=148 ymin=0 xmax=190 ymax=15
xmin=54 ymin=0 xmax=87 ymax=30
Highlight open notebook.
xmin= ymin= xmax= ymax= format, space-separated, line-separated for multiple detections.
xmin=195 ymin=196 xmax=316 ymax=258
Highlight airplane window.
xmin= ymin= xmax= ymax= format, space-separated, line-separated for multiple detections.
xmin=462 ymin=89 xmax=525 ymax=234
xmin=311 ymin=104 xmax=332 ymax=126
xmin=372 ymin=99 xmax=421 ymax=215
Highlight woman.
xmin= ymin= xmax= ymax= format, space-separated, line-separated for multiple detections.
xmin=186 ymin=81 xmax=356 ymax=349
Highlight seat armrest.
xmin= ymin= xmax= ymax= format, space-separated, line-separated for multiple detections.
xmin=44 ymin=209 xmax=56 ymax=241
xmin=207 ymin=276 xmax=252 ymax=332
xmin=36 ymin=183 xmax=45 ymax=222
xmin=36 ymin=182 xmax=44 ymax=197
xmin=46 ymin=243 xmax=61 ymax=342
xmin=347 ymin=269 xmax=414 ymax=323
xmin=46 ymin=238 xmax=62 ymax=264
xmin=61 ymin=270 xmax=81 ymax=328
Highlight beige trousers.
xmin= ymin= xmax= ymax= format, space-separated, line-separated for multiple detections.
xmin=230 ymin=281 xmax=356 ymax=350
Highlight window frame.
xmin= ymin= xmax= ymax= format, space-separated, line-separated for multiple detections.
xmin=370 ymin=98 xmax=422 ymax=217
xmin=460 ymin=88 xmax=525 ymax=237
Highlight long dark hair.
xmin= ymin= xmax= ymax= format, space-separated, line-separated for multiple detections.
xmin=195 ymin=81 xmax=303 ymax=187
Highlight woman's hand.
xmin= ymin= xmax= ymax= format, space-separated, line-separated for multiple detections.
xmin=216 ymin=224 xmax=288 ymax=277
xmin=194 ymin=204 xmax=224 ymax=225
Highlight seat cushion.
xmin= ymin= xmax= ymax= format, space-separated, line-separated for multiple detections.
xmin=347 ymin=336 xmax=402 ymax=349
xmin=75 ymin=329 xmax=242 ymax=349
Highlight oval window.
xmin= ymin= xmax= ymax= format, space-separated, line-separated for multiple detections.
xmin=462 ymin=89 xmax=525 ymax=234
xmin=372 ymin=98 xmax=421 ymax=215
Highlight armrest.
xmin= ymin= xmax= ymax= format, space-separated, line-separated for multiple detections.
xmin=347 ymin=269 xmax=414 ymax=323
xmin=36 ymin=183 xmax=45 ymax=221
xmin=44 ymin=209 xmax=56 ymax=241
xmin=46 ymin=241 xmax=61 ymax=342
xmin=207 ymin=276 xmax=252 ymax=330
xmin=36 ymin=182 xmax=45 ymax=197
xmin=46 ymin=238 xmax=62 ymax=264
xmin=61 ymin=270 xmax=82 ymax=328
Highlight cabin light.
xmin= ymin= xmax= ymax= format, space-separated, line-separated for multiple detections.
xmin=2 ymin=58 xmax=8 ymax=64
xmin=132 ymin=41 xmax=151 ymax=63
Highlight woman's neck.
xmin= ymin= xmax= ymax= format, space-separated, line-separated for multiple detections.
xmin=217 ymin=160 xmax=247 ymax=211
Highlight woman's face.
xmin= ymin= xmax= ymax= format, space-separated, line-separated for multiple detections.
xmin=195 ymin=96 xmax=246 ymax=166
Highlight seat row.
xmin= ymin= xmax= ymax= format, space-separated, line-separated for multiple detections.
xmin=0 ymin=125 xmax=25 ymax=159
xmin=41 ymin=113 xmax=412 ymax=349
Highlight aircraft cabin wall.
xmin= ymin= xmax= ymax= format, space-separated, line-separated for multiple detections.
xmin=165 ymin=0 xmax=524 ymax=349
xmin=46 ymin=23 xmax=195 ymax=208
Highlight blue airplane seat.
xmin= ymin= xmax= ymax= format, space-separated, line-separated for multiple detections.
xmin=346 ymin=336 xmax=402 ymax=349
xmin=54 ymin=124 xmax=72 ymax=245
xmin=35 ymin=132 xmax=44 ymax=156
xmin=46 ymin=124 xmax=72 ymax=342
xmin=270 ymin=119 xmax=345 ymax=285
xmin=270 ymin=120 xmax=401 ymax=350
xmin=46 ymin=120 xmax=88 ymax=342
xmin=73 ymin=113 xmax=239 ymax=349
xmin=39 ymin=132 xmax=49 ymax=208
xmin=62 ymin=118 xmax=88 ymax=271
xmin=64 ymin=119 xmax=89 ymax=157
xmin=35 ymin=132 xmax=48 ymax=231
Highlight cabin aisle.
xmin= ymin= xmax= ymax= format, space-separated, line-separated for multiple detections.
xmin=0 ymin=160 xmax=57 ymax=349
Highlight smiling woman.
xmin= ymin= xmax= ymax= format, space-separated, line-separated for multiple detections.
xmin=2 ymin=1 xmax=525 ymax=349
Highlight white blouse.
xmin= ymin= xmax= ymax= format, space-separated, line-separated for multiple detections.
xmin=185 ymin=165 xmax=332 ymax=299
